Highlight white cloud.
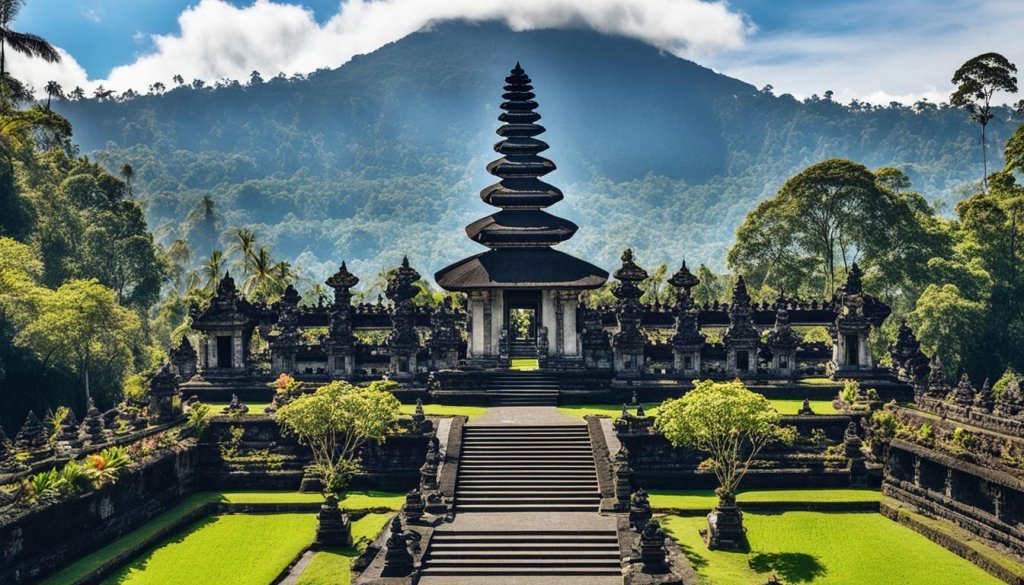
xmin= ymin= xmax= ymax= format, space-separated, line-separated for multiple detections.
xmin=82 ymin=8 xmax=102 ymax=24
xmin=18 ymin=0 xmax=1024 ymax=104
xmin=6 ymin=47 xmax=90 ymax=94
xmin=704 ymin=0 xmax=1024 ymax=105
xmin=86 ymin=0 xmax=752 ymax=92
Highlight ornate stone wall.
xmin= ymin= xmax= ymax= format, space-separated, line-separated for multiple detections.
xmin=0 ymin=446 xmax=199 ymax=584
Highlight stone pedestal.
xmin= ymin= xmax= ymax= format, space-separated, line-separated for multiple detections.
xmin=381 ymin=516 xmax=414 ymax=577
xmin=314 ymin=495 xmax=353 ymax=548
xmin=705 ymin=499 xmax=745 ymax=549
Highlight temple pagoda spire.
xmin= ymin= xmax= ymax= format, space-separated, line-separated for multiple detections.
xmin=436 ymin=63 xmax=607 ymax=291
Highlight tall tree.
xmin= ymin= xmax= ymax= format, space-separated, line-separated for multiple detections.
xmin=200 ymin=250 xmax=226 ymax=291
xmin=226 ymin=227 xmax=258 ymax=275
xmin=119 ymin=163 xmax=134 ymax=198
xmin=951 ymin=53 xmax=1019 ymax=193
xmin=184 ymin=194 xmax=223 ymax=257
xmin=43 ymin=80 xmax=61 ymax=110
xmin=0 ymin=0 xmax=61 ymax=107
xmin=728 ymin=159 xmax=893 ymax=297
xmin=15 ymin=278 xmax=143 ymax=404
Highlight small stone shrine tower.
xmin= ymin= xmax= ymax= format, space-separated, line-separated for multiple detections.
xmin=435 ymin=63 xmax=608 ymax=367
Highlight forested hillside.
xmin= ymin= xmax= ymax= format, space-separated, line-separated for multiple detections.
xmin=54 ymin=22 xmax=1014 ymax=283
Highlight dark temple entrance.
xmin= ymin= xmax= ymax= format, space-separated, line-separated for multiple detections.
xmin=216 ymin=335 xmax=233 ymax=368
xmin=505 ymin=290 xmax=540 ymax=359
xmin=845 ymin=334 xmax=860 ymax=366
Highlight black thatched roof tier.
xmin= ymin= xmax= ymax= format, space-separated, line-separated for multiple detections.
xmin=465 ymin=210 xmax=578 ymax=247
xmin=480 ymin=178 xmax=563 ymax=208
xmin=435 ymin=248 xmax=608 ymax=291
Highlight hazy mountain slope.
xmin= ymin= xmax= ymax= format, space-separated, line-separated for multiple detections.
xmin=54 ymin=22 xmax=1015 ymax=282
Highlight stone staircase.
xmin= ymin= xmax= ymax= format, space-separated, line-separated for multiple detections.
xmin=509 ymin=339 xmax=536 ymax=358
xmin=420 ymin=424 xmax=621 ymax=580
xmin=421 ymin=529 xmax=622 ymax=578
xmin=454 ymin=425 xmax=601 ymax=512
xmin=486 ymin=372 xmax=559 ymax=406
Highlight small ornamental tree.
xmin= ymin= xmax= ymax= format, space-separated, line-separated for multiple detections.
xmin=655 ymin=380 xmax=792 ymax=506
xmin=656 ymin=380 xmax=793 ymax=548
xmin=276 ymin=380 xmax=401 ymax=493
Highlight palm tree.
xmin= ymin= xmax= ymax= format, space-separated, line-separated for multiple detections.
xmin=226 ymin=227 xmax=258 ymax=275
xmin=243 ymin=246 xmax=277 ymax=302
xmin=120 ymin=163 xmax=134 ymax=198
xmin=164 ymin=238 xmax=192 ymax=293
xmin=0 ymin=0 xmax=61 ymax=106
xmin=43 ymin=80 xmax=61 ymax=109
xmin=201 ymin=250 xmax=226 ymax=291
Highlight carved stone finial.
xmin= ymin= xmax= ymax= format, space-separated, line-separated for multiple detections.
xmin=224 ymin=394 xmax=249 ymax=415
xmin=14 ymin=410 xmax=52 ymax=458
xmin=382 ymin=515 xmax=414 ymax=576
xmin=404 ymin=488 xmax=425 ymax=523
xmin=82 ymin=398 xmax=106 ymax=443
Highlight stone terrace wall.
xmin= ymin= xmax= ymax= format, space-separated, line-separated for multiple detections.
xmin=618 ymin=414 xmax=860 ymax=489
xmin=198 ymin=415 xmax=433 ymax=492
xmin=0 ymin=445 xmax=198 ymax=584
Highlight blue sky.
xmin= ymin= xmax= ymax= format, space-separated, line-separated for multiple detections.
xmin=11 ymin=0 xmax=1024 ymax=104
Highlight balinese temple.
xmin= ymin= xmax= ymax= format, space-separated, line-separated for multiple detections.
xmin=179 ymin=63 xmax=897 ymax=402
xmin=435 ymin=63 xmax=608 ymax=367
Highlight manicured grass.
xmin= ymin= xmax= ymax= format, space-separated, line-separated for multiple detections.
xmin=557 ymin=399 xmax=835 ymax=419
xmin=102 ymin=513 xmax=316 ymax=585
xmin=399 ymin=403 xmax=487 ymax=419
xmin=769 ymin=399 xmax=838 ymax=415
xmin=295 ymin=513 xmax=392 ymax=585
xmin=42 ymin=490 xmax=398 ymax=585
xmin=801 ymin=377 xmax=840 ymax=386
xmin=209 ymin=402 xmax=271 ymax=415
xmin=214 ymin=489 xmax=403 ymax=511
xmin=648 ymin=488 xmax=882 ymax=511
xmin=337 ymin=490 xmax=404 ymax=511
xmin=510 ymin=358 xmax=539 ymax=370
xmin=41 ymin=493 xmax=217 ymax=585
xmin=662 ymin=511 xmax=1002 ymax=584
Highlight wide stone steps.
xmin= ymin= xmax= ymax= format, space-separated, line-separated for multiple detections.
xmin=454 ymin=425 xmax=599 ymax=513
xmin=421 ymin=424 xmax=620 ymax=582
xmin=421 ymin=531 xmax=621 ymax=577
xmin=485 ymin=373 xmax=560 ymax=406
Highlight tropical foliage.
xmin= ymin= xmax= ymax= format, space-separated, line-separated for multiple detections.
xmin=275 ymin=380 xmax=401 ymax=493
xmin=655 ymin=380 xmax=793 ymax=500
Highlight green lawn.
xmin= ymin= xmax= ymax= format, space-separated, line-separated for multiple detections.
xmin=649 ymin=488 xmax=882 ymax=511
xmin=41 ymin=493 xmax=216 ymax=585
xmin=662 ymin=511 xmax=1002 ymax=584
xmin=102 ymin=513 xmax=316 ymax=585
xmin=399 ymin=403 xmax=487 ymax=419
xmin=215 ymin=490 xmax=325 ymax=504
xmin=768 ymin=399 xmax=839 ymax=415
xmin=42 ymin=490 xmax=400 ymax=585
xmin=295 ymin=513 xmax=392 ymax=585
xmin=336 ymin=490 xmax=405 ymax=511
xmin=510 ymin=358 xmax=539 ymax=370
xmin=558 ymin=399 xmax=836 ymax=419
xmin=209 ymin=402 xmax=271 ymax=415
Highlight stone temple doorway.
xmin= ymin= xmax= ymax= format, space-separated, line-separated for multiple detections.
xmin=505 ymin=290 xmax=540 ymax=360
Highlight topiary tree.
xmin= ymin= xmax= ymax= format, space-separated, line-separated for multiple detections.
xmin=655 ymin=379 xmax=793 ymax=548
xmin=276 ymin=380 xmax=400 ymax=493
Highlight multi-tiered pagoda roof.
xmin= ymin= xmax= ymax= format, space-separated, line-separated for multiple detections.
xmin=435 ymin=63 xmax=608 ymax=291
